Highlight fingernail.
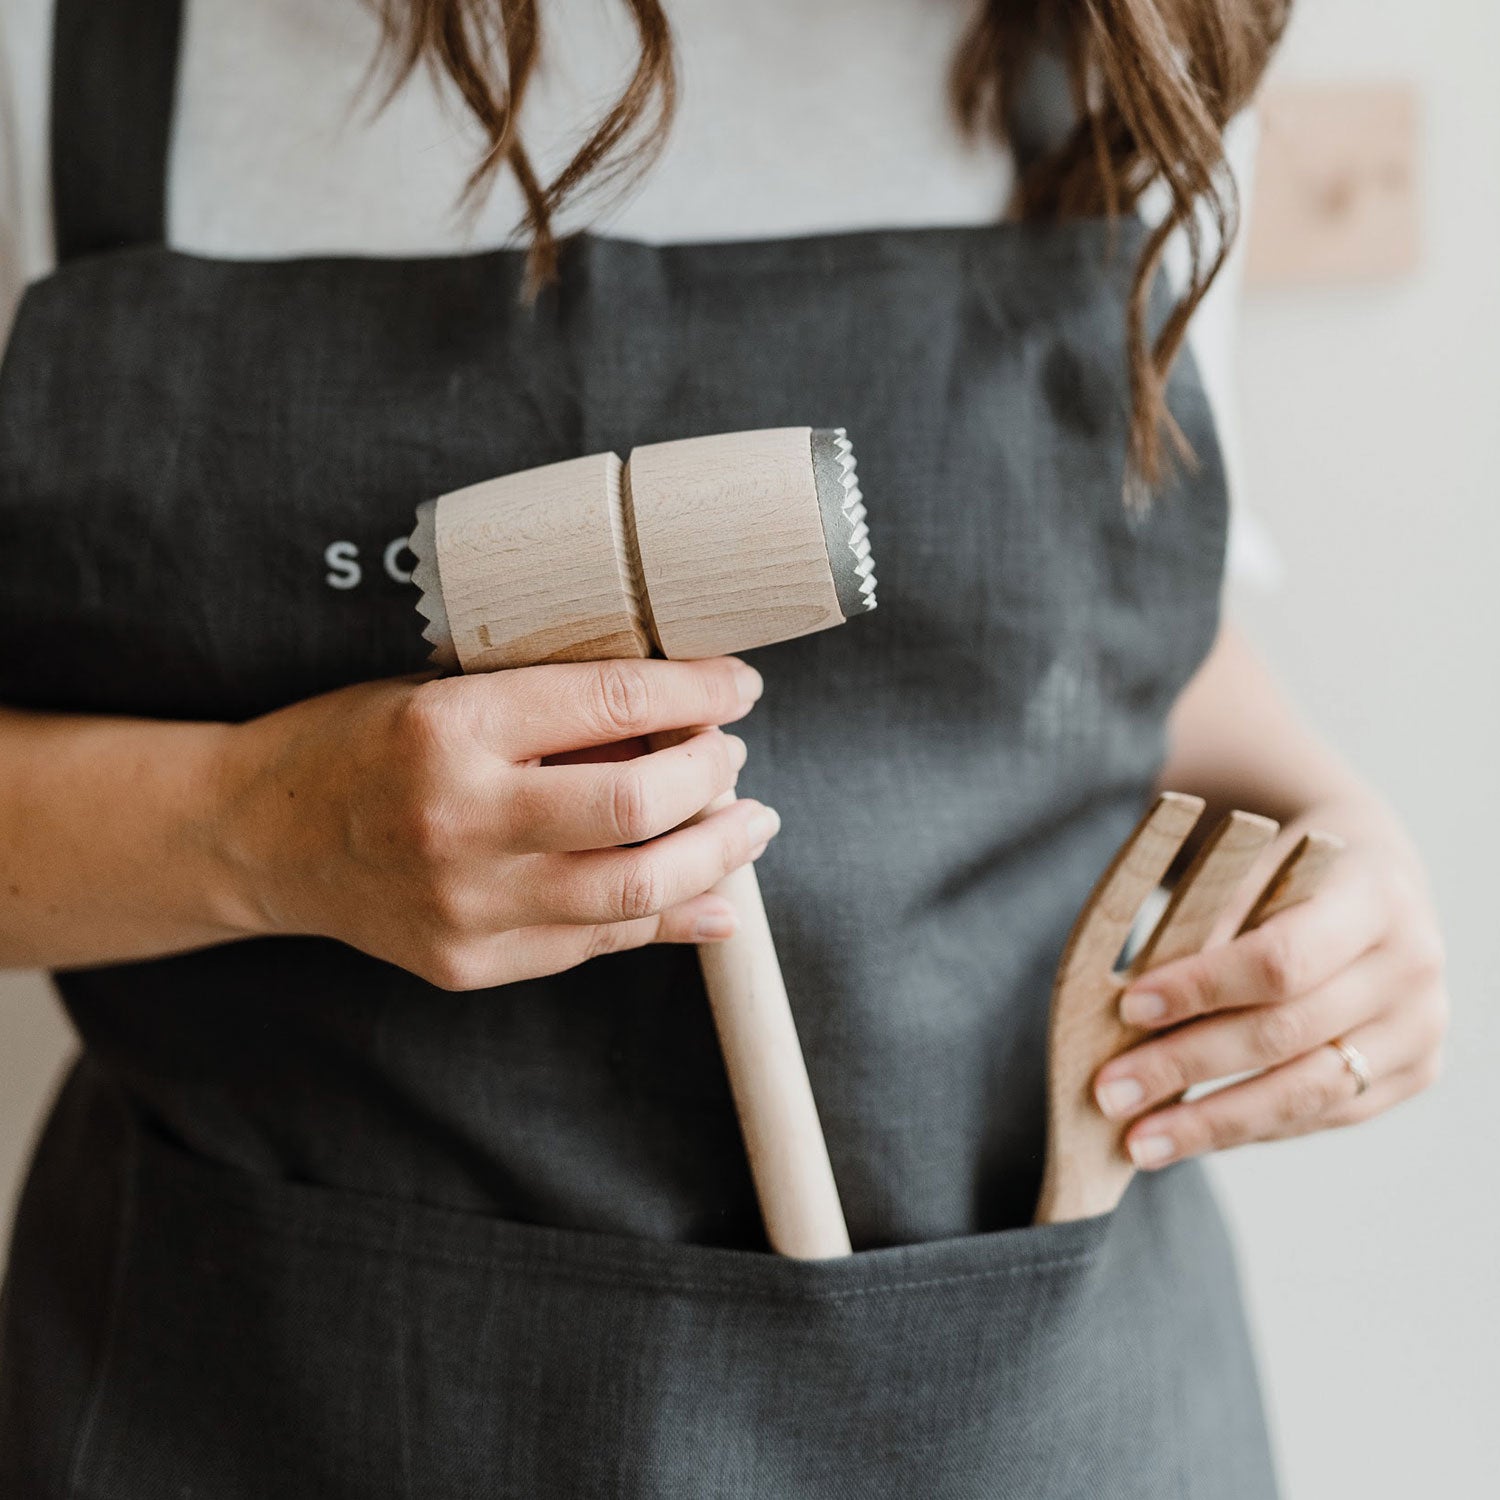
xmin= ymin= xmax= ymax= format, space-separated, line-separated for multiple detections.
xmin=1120 ymin=990 xmax=1167 ymax=1026
xmin=747 ymin=806 xmax=781 ymax=845
xmin=1095 ymin=1076 xmax=1145 ymax=1120
xmin=1129 ymin=1134 xmax=1176 ymax=1168
xmin=694 ymin=906 xmax=738 ymax=941
xmin=725 ymin=733 xmax=748 ymax=771
xmin=733 ymin=662 xmax=764 ymax=703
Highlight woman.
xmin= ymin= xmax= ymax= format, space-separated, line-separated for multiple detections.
xmin=0 ymin=1 xmax=1447 ymax=1494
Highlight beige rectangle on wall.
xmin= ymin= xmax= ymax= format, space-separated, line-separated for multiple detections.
xmin=1247 ymin=82 xmax=1421 ymax=286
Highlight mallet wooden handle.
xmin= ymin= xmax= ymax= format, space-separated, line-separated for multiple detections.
xmin=695 ymin=791 xmax=851 ymax=1259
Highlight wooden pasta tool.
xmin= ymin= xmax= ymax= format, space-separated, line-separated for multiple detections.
xmin=1036 ymin=792 xmax=1346 ymax=1226
xmin=408 ymin=428 xmax=875 ymax=1259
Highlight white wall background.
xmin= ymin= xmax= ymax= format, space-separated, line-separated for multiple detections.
xmin=2 ymin=2 xmax=1497 ymax=1495
xmin=1211 ymin=0 xmax=1500 ymax=1494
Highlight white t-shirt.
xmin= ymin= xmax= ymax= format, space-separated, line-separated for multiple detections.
xmin=0 ymin=0 xmax=1281 ymax=586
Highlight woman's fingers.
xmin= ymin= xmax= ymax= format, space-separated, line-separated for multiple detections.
xmin=423 ymin=892 xmax=743 ymax=991
xmin=485 ymin=657 xmax=764 ymax=761
xmin=1118 ymin=991 xmax=1447 ymax=1169
xmin=1095 ymin=950 xmax=1393 ymax=1121
xmin=514 ymin=796 xmax=780 ymax=927
xmin=1087 ymin=836 xmax=1451 ymax=1166
xmin=1118 ymin=857 xmax=1386 ymax=1028
xmin=506 ymin=727 xmax=747 ymax=851
xmin=512 ymin=896 xmax=743 ymax=978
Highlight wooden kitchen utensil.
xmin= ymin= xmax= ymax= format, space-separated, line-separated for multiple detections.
xmin=1036 ymin=792 xmax=1345 ymax=1226
xmin=408 ymin=428 xmax=874 ymax=1259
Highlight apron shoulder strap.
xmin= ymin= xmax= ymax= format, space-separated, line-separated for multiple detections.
xmin=1004 ymin=45 xmax=1078 ymax=179
xmin=50 ymin=0 xmax=185 ymax=262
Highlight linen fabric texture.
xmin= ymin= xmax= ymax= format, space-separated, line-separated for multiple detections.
xmin=0 ymin=2 xmax=1278 ymax=1494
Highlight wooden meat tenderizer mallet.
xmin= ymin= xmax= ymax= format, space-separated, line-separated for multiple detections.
xmin=1036 ymin=792 xmax=1346 ymax=1225
xmin=407 ymin=428 xmax=876 ymax=1259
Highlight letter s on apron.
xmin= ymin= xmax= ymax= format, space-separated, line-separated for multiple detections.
xmin=0 ymin=3 xmax=1280 ymax=1495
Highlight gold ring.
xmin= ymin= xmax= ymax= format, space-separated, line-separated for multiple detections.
xmin=1330 ymin=1038 xmax=1373 ymax=1097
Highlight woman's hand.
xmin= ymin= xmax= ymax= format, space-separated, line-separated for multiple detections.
xmin=212 ymin=657 xmax=777 ymax=990
xmin=1092 ymin=802 xmax=1450 ymax=1169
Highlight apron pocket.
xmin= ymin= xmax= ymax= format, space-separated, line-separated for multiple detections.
xmin=70 ymin=1107 xmax=1270 ymax=1500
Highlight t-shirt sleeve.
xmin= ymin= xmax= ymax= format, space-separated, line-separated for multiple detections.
xmin=1163 ymin=109 xmax=1285 ymax=592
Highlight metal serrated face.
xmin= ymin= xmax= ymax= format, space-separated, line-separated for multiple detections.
xmin=809 ymin=427 xmax=877 ymax=619
xmin=408 ymin=498 xmax=460 ymax=672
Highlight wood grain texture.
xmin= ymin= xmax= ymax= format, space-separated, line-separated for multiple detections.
xmin=1035 ymin=792 xmax=1205 ymax=1226
xmin=1237 ymin=829 xmax=1347 ymax=935
xmin=627 ymin=428 xmax=845 ymax=660
xmin=435 ymin=452 xmax=651 ymax=672
xmin=696 ymin=790 xmax=851 ymax=1259
xmin=1130 ymin=810 xmax=1281 ymax=974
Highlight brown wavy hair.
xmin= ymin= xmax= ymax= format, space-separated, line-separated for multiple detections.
xmin=372 ymin=0 xmax=1289 ymax=498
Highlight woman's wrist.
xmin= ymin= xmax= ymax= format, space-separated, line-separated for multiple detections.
xmin=190 ymin=718 xmax=283 ymax=943
xmin=77 ymin=715 xmax=272 ymax=955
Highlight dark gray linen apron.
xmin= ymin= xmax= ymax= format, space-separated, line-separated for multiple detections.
xmin=0 ymin=3 xmax=1280 ymax=1495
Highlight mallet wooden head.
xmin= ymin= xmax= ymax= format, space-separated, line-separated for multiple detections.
xmin=408 ymin=427 xmax=876 ymax=674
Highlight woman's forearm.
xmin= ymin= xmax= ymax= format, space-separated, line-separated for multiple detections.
xmin=0 ymin=706 xmax=250 ymax=969
xmin=1157 ymin=621 xmax=1426 ymax=882
xmin=0 ymin=659 xmax=770 ymax=988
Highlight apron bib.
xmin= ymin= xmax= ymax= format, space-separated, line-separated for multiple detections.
xmin=0 ymin=3 xmax=1279 ymax=1495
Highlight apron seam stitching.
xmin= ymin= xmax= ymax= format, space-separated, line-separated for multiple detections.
xmin=138 ymin=1215 xmax=1103 ymax=1300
